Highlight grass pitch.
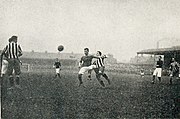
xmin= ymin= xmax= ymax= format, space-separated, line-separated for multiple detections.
xmin=1 ymin=70 xmax=180 ymax=119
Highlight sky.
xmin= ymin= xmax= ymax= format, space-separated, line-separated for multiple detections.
xmin=0 ymin=0 xmax=180 ymax=62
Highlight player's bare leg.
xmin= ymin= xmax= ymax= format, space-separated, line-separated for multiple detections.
xmin=170 ymin=77 xmax=173 ymax=85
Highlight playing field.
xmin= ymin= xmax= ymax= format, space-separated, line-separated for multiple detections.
xmin=1 ymin=70 xmax=180 ymax=119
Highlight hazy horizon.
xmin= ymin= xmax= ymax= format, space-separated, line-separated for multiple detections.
xmin=1 ymin=0 xmax=180 ymax=62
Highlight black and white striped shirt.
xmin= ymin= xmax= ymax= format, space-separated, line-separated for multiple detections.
xmin=93 ymin=55 xmax=107 ymax=68
xmin=3 ymin=41 xmax=22 ymax=59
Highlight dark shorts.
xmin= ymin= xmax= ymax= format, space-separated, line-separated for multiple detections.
xmin=94 ymin=66 xmax=105 ymax=74
xmin=7 ymin=59 xmax=21 ymax=76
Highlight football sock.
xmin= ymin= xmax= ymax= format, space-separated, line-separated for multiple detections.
xmin=57 ymin=73 xmax=61 ymax=78
xmin=9 ymin=76 xmax=14 ymax=87
xmin=158 ymin=77 xmax=161 ymax=82
xmin=78 ymin=74 xmax=83 ymax=83
xmin=100 ymin=81 xmax=105 ymax=87
xmin=170 ymin=78 xmax=172 ymax=84
xmin=15 ymin=76 xmax=20 ymax=85
xmin=102 ymin=73 xmax=110 ymax=84
xmin=102 ymin=74 xmax=108 ymax=80
xmin=152 ymin=75 xmax=155 ymax=81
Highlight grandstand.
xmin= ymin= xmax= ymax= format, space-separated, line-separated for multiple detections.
xmin=137 ymin=46 xmax=180 ymax=69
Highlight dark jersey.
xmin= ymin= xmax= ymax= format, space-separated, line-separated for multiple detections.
xmin=80 ymin=55 xmax=94 ymax=67
xmin=54 ymin=61 xmax=61 ymax=68
xmin=156 ymin=60 xmax=163 ymax=68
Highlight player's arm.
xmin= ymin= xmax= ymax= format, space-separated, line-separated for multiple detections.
xmin=0 ymin=49 xmax=6 ymax=74
xmin=176 ymin=62 xmax=180 ymax=68
xmin=18 ymin=59 xmax=22 ymax=65
xmin=79 ymin=61 xmax=83 ymax=68
xmin=18 ymin=45 xmax=23 ymax=57
xmin=156 ymin=62 xmax=159 ymax=67
xmin=152 ymin=61 xmax=157 ymax=69
xmin=0 ymin=47 xmax=7 ymax=68
xmin=162 ymin=61 xmax=164 ymax=69
xmin=102 ymin=54 xmax=107 ymax=59
xmin=0 ymin=53 xmax=3 ymax=69
xmin=53 ymin=62 xmax=56 ymax=68
xmin=169 ymin=64 xmax=172 ymax=70
xmin=78 ymin=57 xmax=83 ymax=68
xmin=59 ymin=62 xmax=62 ymax=70
xmin=92 ymin=54 xmax=107 ymax=59
xmin=174 ymin=62 xmax=180 ymax=73
xmin=0 ymin=54 xmax=2 ymax=76
xmin=91 ymin=55 xmax=100 ymax=59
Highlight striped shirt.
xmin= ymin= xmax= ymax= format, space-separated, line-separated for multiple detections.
xmin=93 ymin=55 xmax=107 ymax=68
xmin=3 ymin=41 xmax=22 ymax=59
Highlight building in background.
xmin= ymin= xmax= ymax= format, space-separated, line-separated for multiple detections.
xmin=137 ymin=46 xmax=180 ymax=69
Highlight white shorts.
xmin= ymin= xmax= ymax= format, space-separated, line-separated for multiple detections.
xmin=140 ymin=72 xmax=144 ymax=76
xmin=56 ymin=68 xmax=60 ymax=74
xmin=153 ymin=68 xmax=162 ymax=77
xmin=78 ymin=65 xmax=97 ymax=75
xmin=1 ymin=60 xmax=8 ymax=74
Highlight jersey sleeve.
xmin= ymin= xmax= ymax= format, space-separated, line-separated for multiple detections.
xmin=80 ymin=57 xmax=83 ymax=63
xmin=91 ymin=55 xmax=99 ymax=59
xmin=78 ymin=57 xmax=83 ymax=67
xmin=2 ymin=45 xmax=8 ymax=55
xmin=18 ymin=44 xmax=23 ymax=57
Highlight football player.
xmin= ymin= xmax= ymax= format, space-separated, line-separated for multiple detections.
xmin=169 ymin=58 xmax=180 ymax=84
xmin=78 ymin=48 xmax=98 ymax=86
xmin=53 ymin=58 xmax=61 ymax=78
xmin=2 ymin=36 xmax=23 ymax=89
xmin=93 ymin=51 xmax=110 ymax=87
xmin=152 ymin=56 xmax=163 ymax=84
xmin=140 ymin=68 xmax=145 ymax=78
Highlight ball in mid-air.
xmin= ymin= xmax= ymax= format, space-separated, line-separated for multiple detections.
xmin=58 ymin=45 xmax=64 ymax=52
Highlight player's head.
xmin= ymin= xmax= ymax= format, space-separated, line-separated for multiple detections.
xmin=84 ymin=48 xmax=89 ymax=55
xmin=172 ymin=58 xmax=175 ymax=62
xmin=96 ymin=51 xmax=102 ymax=56
xmin=158 ymin=56 xmax=162 ymax=60
xmin=55 ymin=58 xmax=59 ymax=61
xmin=11 ymin=36 xmax=18 ymax=43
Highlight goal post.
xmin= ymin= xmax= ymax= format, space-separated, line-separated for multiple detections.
xmin=21 ymin=63 xmax=30 ymax=72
